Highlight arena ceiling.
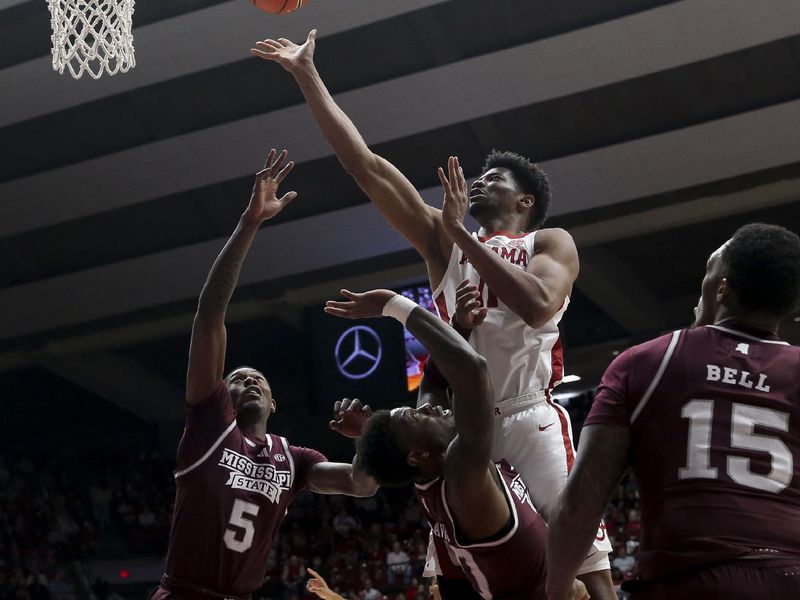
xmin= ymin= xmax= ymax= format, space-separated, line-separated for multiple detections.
xmin=1 ymin=0 xmax=799 ymax=429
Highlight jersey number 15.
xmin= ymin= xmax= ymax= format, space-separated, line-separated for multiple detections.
xmin=679 ymin=399 xmax=793 ymax=493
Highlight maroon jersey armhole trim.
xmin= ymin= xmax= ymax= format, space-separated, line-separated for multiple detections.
xmin=279 ymin=437 xmax=296 ymax=489
xmin=174 ymin=419 xmax=237 ymax=478
xmin=440 ymin=465 xmax=520 ymax=550
xmin=630 ymin=330 xmax=681 ymax=424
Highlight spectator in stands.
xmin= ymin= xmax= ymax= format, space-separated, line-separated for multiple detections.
xmin=610 ymin=546 xmax=635 ymax=576
xmin=361 ymin=579 xmax=380 ymax=600
xmin=333 ymin=509 xmax=357 ymax=537
xmin=386 ymin=542 xmax=411 ymax=586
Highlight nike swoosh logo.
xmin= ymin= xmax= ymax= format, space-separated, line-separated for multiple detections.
xmin=538 ymin=423 xmax=555 ymax=431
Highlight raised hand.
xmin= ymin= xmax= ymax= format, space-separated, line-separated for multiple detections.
xmin=251 ymin=29 xmax=317 ymax=75
xmin=324 ymin=289 xmax=397 ymax=320
xmin=438 ymin=155 xmax=469 ymax=232
xmin=329 ymin=398 xmax=373 ymax=438
xmin=243 ymin=149 xmax=297 ymax=224
xmin=453 ymin=278 xmax=488 ymax=330
xmin=305 ymin=567 xmax=342 ymax=600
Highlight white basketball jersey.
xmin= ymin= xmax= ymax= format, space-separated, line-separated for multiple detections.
xmin=432 ymin=231 xmax=567 ymax=403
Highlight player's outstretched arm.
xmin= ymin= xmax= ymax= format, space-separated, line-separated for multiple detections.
xmin=439 ymin=157 xmax=579 ymax=328
xmin=305 ymin=398 xmax=379 ymax=497
xmin=251 ymin=31 xmax=451 ymax=287
xmin=186 ymin=150 xmax=297 ymax=405
xmin=325 ymin=289 xmax=508 ymax=538
xmin=546 ymin=424 xmax=629 ymax=600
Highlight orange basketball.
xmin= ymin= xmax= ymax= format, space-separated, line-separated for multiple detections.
xmin=252 ymin=0 xmax=307 ymax=15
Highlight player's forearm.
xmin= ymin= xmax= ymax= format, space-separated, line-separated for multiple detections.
xmin=292 ymin=64 xmax=375 ymax=176
xmin=196 ymin=217 xmax=260 ymax=319
xmin=350 ymin=450 xmax=379 ymax=497
xmin=546 ymin=496 xmax=603 ymax=600
xmin=448 ymin=225 xmax=558 ymax=327
xmin=405 ymin=306 xmax=493 ymax=441
xmin=548 ymin=425 xmax=630 ymax=600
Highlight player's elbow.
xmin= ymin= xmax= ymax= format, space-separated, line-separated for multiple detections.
xmin=462 ymin=352 xmax=489 ymax=387
xmin=522 ymin=296 xmax=563 ymax=328
xmin=339 ymin=151 xmax=379 ymax=181
xmin=352 ymin=479 xmax=379 ymax=498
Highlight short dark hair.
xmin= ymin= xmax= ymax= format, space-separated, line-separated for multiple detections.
xmin=358 ymin=410 xmax=418 ymax=487
xmin=720 ymin=223 xmax=800 ymax=317
xmin=481 ymin=150 xmax=551 ymax=231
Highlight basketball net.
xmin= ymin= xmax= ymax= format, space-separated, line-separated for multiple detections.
xmin=47 ymin=0 xmax=136 ymax=79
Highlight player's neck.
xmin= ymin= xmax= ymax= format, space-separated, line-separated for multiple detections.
xmin=714 ymin=308 xmax=781 ymax=337
xmin=238 ymin=420 xmax=268 ymax=441
xmin=477 ymin=215 xmax=528 ymax=237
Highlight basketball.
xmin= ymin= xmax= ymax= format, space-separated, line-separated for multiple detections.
xmin=253 ymin=0 xmax=307 ymax=15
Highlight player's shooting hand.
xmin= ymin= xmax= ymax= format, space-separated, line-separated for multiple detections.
xmin=438 ymin=155 xmax=470 ymax=233
xmin=324 ymin=289 xmax=396 ymax=320
xmin=329 ymin=398 xmax=373 ymax=438
xmin=243 ymin=149 xmax=297 ymax=224
xmin=251 ymin=29 xmax=317 ymax=75
xmin=567 ymin=579 xmax=590 ymax=600
xmin=305 ymin=567 xmax=343 ymax=600
xmin=453 ymin=278 xmax=488 ymax=330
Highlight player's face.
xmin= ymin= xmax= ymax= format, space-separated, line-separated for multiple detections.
xmin=693 ymin=242 xmax=728 ymax=327
xmin=390 ymin=404 xmax=455 ymax=464
xmin=469 ymin=167 xmax=532 ymax=224
xmin=226 ymin=367 xmax=274 ymax=417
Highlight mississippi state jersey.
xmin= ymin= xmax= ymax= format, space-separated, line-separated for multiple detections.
xmin=432 ymin=231 xmax=567 ymax=402
xmin=415 ymin=461 xmax=548 ymax=600
xmin=163 ymin=383 xmax=325 ymax=596
xmin=586 ymin=323 xmax=800 ymax=580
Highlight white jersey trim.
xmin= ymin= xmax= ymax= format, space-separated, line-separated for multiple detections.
xmin=707 ymin=325 xmax=789 ymax=345
xmin=630 ymin=330 xmax=681 ymax=425
xmin=440 ymin=465 xmax=520 ymax=550
xmin=280 ymin=436 xmax=296 ymax=488
xmin=415 ymin=476 xmax=441 ymax=492
xmin=450 ymin=545 xmax=493 ymax=600
xmin=174 ymin=419 xmax=237 ymax=478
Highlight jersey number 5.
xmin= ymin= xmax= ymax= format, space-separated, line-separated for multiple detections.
xmin=224 ymin=499 xmax=260 ymax=553
xmin=679 ymin=399 xmax=793 ymax=493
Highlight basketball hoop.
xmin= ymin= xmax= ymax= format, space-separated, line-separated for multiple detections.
xmin=47 ymin=0 xmax=136 ymax=80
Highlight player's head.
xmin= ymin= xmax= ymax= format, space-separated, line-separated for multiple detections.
xmin=224 ymin=366 xmax=276 ymax=425
xmin=357 ymin=404 xmax=455 ymax=487
xmin=693 ymin=223 xmax=800 ymax=327
xmin=469 ymin=150 xmax=551 ymax=232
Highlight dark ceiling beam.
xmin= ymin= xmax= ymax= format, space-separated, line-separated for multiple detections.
xmin=576 ymin=248 xmax=664 ymax=336
xmin=33 ymin=350 xmax=184 ymax=422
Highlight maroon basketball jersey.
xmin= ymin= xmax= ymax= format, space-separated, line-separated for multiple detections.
xmin=586 ymin=323 xmax=800 ymax=580
xmin=163 ymin=382 xmax=325 ymax=596
xmin=415 ymin=460 xmax=548 ymax=600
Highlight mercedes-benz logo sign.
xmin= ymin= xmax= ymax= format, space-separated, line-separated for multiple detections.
xmin=334 ymin=325 xmax=382 ymax=380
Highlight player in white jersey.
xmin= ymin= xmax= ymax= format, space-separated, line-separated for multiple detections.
xmin=252 ymin=31 xmax=613 ymax=599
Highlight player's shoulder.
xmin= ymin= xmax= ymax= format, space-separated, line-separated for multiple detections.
xmin=531 ymin=227 xmax=577 ymax=259
xmin=623 ymin=328 xmax=686 ymax=364
xmin=285 ymin=440 xmax=328 ymax=465
xmin=533 ymin=227 xmax=574 ymax=245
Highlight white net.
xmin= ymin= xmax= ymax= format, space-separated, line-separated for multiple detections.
xmin=47 ymin=0 xmax=136 ymax=80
